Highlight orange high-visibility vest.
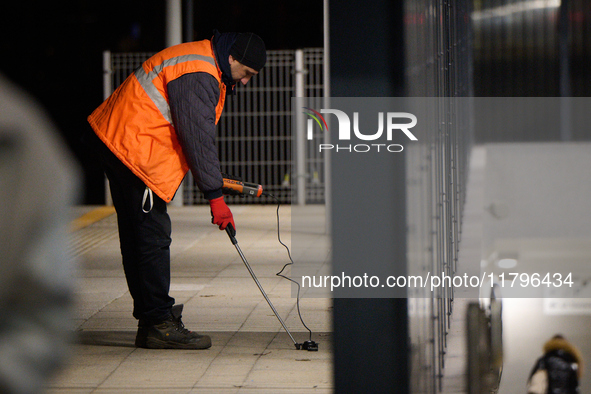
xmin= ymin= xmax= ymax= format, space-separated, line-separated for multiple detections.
xmin=88 ymin=40 xmax=227 ymax=202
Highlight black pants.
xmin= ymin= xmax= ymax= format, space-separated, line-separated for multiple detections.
xmin=88 ymin=130 xmax=175 ymax=323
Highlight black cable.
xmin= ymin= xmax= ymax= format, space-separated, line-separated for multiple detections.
xmin=265 ymin=192 xmax=313 ymax=342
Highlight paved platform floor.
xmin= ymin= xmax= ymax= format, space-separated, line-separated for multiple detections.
xmin=48 ymin=204 xmax=333 ymax=393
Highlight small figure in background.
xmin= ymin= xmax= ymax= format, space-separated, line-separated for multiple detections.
xmin=527 ymin=334 xmax=583 ymax=394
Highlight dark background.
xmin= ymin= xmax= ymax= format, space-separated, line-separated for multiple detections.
xmin=0 ymin=1 xmax=323 ymax=203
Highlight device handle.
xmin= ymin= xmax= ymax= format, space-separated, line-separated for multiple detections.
xmin=225 ymin=223 xmax=237 ymax=245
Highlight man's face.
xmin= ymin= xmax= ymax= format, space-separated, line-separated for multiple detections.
xmin=229 ymin=55 xmax=259 ymax=85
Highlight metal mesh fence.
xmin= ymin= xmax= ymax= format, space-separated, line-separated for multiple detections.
xmin=104 ymin=48 xmax=325 ymax=205
xmin=405 ymin=0 xmax=473 ymax=392
xmin=303 ymin=49 xmax=325 ymax=204
xmin=110 ymin=52 xmax=155 ymax=88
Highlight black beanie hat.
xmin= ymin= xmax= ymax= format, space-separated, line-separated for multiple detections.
xmin=229 ymin=33 xmax=267 ymax=71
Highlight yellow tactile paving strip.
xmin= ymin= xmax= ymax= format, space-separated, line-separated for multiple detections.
xmin=70 ymin=206 xmax=116 ymax=232
xmin=68 ymin=206 xmax=118 ymax=258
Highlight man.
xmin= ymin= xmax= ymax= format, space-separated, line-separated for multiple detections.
xmin=87 ymin=30 xmax=266 ymax=349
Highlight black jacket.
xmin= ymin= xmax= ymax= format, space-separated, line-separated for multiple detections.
xmin=528 ymin=337 xmax=582 ymax=394
xmin=168 ymin=72 xmax=224 ymax=200
xmin=167 ymin=32 xmax=239 ymax=201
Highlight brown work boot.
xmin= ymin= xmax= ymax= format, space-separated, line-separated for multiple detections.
xmin=135 ymin=305 xmax=211 ymax=349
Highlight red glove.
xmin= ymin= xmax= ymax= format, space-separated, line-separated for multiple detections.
xmin=209 ymin=196 xmax=235 ymax=230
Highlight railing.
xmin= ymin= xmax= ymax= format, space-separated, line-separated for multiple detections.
xmin=405 ymin=0 xmax=473 ymax=391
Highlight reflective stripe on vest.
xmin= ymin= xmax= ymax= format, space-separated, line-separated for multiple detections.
xmin=87 ymin=40 xmax=226 ymax=202
xmin=134 ymin=54 xmax=217 ymax=124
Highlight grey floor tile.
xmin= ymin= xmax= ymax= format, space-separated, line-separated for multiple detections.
xmin=98 ymin=349 xmax=220 ymax=390
xmin=45 ymin=389 xmax=94 ymax=394
xmin=48 ymin=345 xmax=136 ymax=389
xmin=94 ymin=390 xmax=193 ymax=394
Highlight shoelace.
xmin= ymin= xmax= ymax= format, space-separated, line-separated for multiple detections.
xmin=174 ymin=317 xmax=191 ymax=335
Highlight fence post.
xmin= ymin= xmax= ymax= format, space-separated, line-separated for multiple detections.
xmin=295 ymin=49 xmax=306 ymax=206
xmin=323 ymin=0 xmax=332 ymax=234
xmin=102 ymin=50 xmax=113 ymax=206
